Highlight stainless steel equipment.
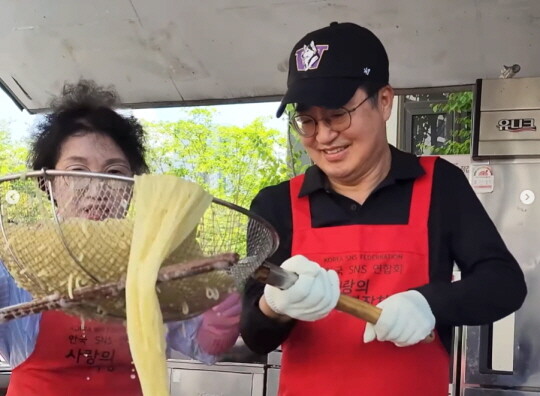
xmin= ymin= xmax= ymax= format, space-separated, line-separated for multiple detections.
xmin=265 ymin=349 xmax=282 ymax=396
xmin=473 ymin=77 xmax=540 ymax=158
xmin=167 ymin=359 xmax=265 ymax=396
xmin=0 ymin=356 xmax=9 ymax=394
xmin=461 ymin=77 xmax=540 ymax=395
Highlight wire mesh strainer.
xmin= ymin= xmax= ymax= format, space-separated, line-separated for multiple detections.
xmin=0 ymin=170 xmax=278 ymax=322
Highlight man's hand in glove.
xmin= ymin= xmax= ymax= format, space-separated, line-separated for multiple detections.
xmin=261 ymin=255 xmax=340 ymax=322
xmin=363 ymin=290 xmax=435 ymax=347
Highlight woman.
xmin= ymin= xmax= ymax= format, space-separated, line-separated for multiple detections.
xmin=0 ymin=80 xmax=240 ymax=396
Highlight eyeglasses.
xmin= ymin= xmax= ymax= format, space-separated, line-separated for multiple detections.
xmin=290 ymin=94 xmax=373 ymax=138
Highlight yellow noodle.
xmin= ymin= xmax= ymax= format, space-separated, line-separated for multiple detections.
xmin=126 ymin=175 xmax=211 ymax=396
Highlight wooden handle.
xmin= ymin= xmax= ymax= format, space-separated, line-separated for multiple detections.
xmin=336 ymin=294 xmax=434 ymax=343
xmin=0 ymin=254 xmax=237 ymax=324
xmin=336 ymin=294 xmax=382 ymax=323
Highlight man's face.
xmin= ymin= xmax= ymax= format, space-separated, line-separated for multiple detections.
xmin=297 ymin=86 xmax=394 ymax=186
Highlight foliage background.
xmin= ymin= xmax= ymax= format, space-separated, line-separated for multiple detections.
xmin=143 ymin=108 xmax=291 ymax=207
xmin=0 ymin=91 xmax=474 ymax=208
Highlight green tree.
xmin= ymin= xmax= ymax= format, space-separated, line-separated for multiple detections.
xmin=0 ymin=124 xmax=37 ymax=221
xmin=0 ymin=123 xmax=28 ymax=174
xmin=144 ymin=108 xmax=290 ymax=208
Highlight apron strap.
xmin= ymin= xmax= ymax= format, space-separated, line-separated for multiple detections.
xmin=290 ymin=174 xmax=311 ymax=231
xmin=409 ymin=156 xmax=437 ymax=227
xmin=289 ymin=155 xmax=437 ymax=230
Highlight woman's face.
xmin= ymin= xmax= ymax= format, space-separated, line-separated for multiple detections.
xmin=53 ymin=132 xmax=133 ymax=220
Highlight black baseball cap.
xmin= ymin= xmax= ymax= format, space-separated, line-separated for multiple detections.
xmin=276 ymin=22 xmax=389 ymax=117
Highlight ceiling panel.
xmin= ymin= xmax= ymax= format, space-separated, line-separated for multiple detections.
xmin=0 ymin=0 xmax=539 ymax=112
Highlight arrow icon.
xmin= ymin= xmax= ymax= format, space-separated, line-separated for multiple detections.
xmin=5 ymin=190 xmax=20 ymax=205
xmin=520 ymin=190 xmax=535 ymax=205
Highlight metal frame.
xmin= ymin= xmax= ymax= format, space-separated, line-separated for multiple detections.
xmin=23 ymin=96 xmax=285 ymax=115
xmin=396 ymin=86 xmax=474 ymax=154
xmin=401 ymin=99 xmax=454 ymax=154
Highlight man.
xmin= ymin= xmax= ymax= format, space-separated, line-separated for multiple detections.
xmin=240 ymin=22 xmax=527 ymax=396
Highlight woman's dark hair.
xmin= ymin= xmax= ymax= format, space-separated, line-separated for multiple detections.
xmin=28 ymin=80 xmax=149 ymax=174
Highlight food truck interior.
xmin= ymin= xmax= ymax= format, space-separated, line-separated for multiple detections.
xmin=1 ymin=1 xmax=540 ymax=395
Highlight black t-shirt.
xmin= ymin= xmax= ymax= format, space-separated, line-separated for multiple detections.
xmin=240 ymin=146 xmax=526 ymax=354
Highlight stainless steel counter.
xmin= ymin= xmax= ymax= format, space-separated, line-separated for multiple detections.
xmin=167 ymin=359 xmax=265 ymax=396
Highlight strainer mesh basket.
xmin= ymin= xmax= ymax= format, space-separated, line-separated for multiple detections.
xmin=0 ymin=170 xmax=278 ymax=320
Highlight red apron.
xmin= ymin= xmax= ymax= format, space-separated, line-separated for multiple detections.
xmin=8 ymin=311 xmax=142 ymax=396
xmin=279 ymin=156 xmax=449 ymax=396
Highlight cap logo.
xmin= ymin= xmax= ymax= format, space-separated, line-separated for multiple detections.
xmin=295 ymin=41 xmax=329 ymax=71
xmin=364 ymin=67 xmax=371 ymax=75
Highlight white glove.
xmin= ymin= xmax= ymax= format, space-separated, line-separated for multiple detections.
xmin=363 ymin=290 xmax=435 ymax=347
xmin=264 ymin=255 xmax=340 ymax=321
